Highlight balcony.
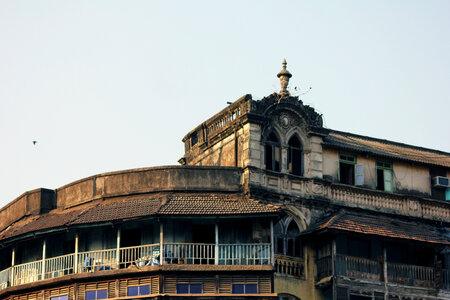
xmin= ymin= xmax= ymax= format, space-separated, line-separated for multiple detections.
xmin=247 ymin=167 xmax=450 ymax=222
xmin=316 ymin=254 xmax=448 ymax=290
xmin=0 ymin=242 xmax=271 ymax=291
xmin=274 ymin=254 xmax=305 ymax=278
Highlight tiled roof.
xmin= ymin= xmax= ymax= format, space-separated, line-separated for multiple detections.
xmin=159 ymin=194 xmax=279 ymax=215
xmin=0 ymin=208 xmax=84 ymax=240
xmin=305 ymin=211 xmax=450 ymax=245
xmin=70 ymin=197 xmax=162 ymax=225
xmin=324 ymin=130 xmax=450 ymax=168
xmin=0 ymin=194 xmax=279 ymax=241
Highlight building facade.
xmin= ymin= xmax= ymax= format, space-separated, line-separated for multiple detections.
xmin=0 ymin=61 xmax=449 ymax=300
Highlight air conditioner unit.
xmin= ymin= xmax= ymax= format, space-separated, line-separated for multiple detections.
xmin=432 ymin=176 xmax=450 ymax=188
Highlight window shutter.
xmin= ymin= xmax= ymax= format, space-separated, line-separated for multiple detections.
xmin=355 ymin=165 xmax=364 ymax=186
xmin=384 ymin=169 xmax=393 ymax=192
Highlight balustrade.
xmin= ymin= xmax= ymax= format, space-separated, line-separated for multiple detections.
xmin=44 ymin=253 xmax=74 ymax=279
xmin=218 ymin=244 xmax=271 ymax=265
xmin=316 ymin=256 xmax=332 ymax=280
xmin=77 ymin=249 xmax=117 ymax=273
xmin=443 ymin=269 xmax=450 ymax=290
xmin=335 ymin=254 xmax=380 ymax=281
xmin=274 ymin=254 xmax=304 ymax=278
xmin=387 ymin=262 xmax=435 ymax=288
xmin=0 ymin=242 xmax=272 ymax=291
xmin=164 ymin=243 xmax=215 ymax=265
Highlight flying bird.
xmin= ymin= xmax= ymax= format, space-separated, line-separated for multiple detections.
xmin=32 ymin=141 xmax=38 ymax=145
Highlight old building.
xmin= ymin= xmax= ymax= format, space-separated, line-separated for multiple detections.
xmin=0 ymin=60 xmax=449 ymax=300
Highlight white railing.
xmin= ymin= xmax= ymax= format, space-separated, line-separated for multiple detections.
xmin=164 ymin=243 xmax=215 ymax=265
xmin=0 ymin=267 xmax=10 ymax=290
xmin=12 ymin=260 xmax=43 ymax=285
xmin=77 ymin=249 xmax=117 ymax=273
xmin=120 ymin=244 xmax=160 ymax=267
xmin=0 ymin=242 xmax=273 ymax=291
xmin=44 ymin=253 xmax=75 ymax=279
xmin=218 ymin=244 xmax=271 ymax=265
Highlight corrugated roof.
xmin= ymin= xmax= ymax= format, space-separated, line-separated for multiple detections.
xmin=305 ymin=211 xmax=450 ymax=245
xmin=159 ymin=194 xmax=279 ymax=215
xmin=324 ymin=131 xmax=450 ymax=168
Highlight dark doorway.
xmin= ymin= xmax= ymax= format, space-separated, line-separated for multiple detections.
xmin=121 ymin=228 xmax=141 ymax=247
xmin=192 ymin=224 xmax=215 ymax=243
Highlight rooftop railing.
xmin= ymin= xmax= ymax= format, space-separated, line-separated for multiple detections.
xmin=0 ymin=242 xmax=271 ymax=291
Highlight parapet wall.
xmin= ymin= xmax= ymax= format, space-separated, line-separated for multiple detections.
xmin=0 ymin=166 xmax=242 ymax=232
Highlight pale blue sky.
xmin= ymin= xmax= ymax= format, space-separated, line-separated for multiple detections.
xmin=1 ymin=1 xmax=449 ymax=208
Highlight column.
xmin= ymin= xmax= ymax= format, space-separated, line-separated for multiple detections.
xmin=116 ymin=228 xmax=121 ymax=268
xmin=10 ymin=247 xmax=15 ymax=287
xmin=42 ymin=240 xmax=46 ymax=280
xmin=383 ymin=247 xmax=388 ymax=300
xmin=270 ymin=220 xmax=274 ymax=266
xmin=332 ymin=239 xmax=337 ymax=300
xmin=74 ymin=233 xmax=79 ymax=273
xmin=215 ymin=221 xmax=219 ymax=265
xmin=160 ymin=222 xmax=164 ymax=265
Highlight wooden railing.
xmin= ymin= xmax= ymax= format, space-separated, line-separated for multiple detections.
xmin=120 ymin=244 xmax=159 ymax=267
xmin=44 ymin=253 xmax=74 ymax=279
xmin=77 ymin=248 xmax=117 ymax=273
xmin=444 ymin=269 xmax=450 ymax=290
xmin=0 ymin=242 xmax=272 ymax=291
xmin=12 ymin=260 xmax=43 ymax=286
xmin=164 ymin=243 xmax=215 ymax=265
xmin=387 ymin=262 xmax=435 ymax=288
xmin=0 ymin=268 xmax=10 ymax=290
xmin=218 ymin=244 xmax=271 ymax=265
xmin=275 ymin=254 xmax=304 ymax=278
xmin=316 ymin=256 xmax=332 ymax=280
xmin=336 ymin=254 xmax=380 ymax=281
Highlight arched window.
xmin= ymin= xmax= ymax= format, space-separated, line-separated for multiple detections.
xmin=286 ymin=221 xmax=301 ymax=257
xmin=274 ymin=218 xmax=303 ymax=258
xmin=288 ymin=135 xmax=302 ymax=176
xmin=265 ymin=132 xmax=281 ymax=172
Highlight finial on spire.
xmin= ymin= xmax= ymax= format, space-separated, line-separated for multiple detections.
xmin=277 ymin=59 xmax=292 ymax=97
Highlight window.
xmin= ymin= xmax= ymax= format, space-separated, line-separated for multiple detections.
xmin=85 ymin=289 xmax=107 ymax=300
xmin=265 ymin=132 xmax=281 ymax=171
xmin=339 ymin=154 xmax=363 ymax=186
xmin=50 ymin=296 xmax=68 ymax=300
xmin=376 ymin=161 xmax=393 ymax=192
xmin=288 ymin=135 xmax=302 ymax=175
xmin=232 ymin=283 xmax=258 ymax=294
xmin=176 ymin=284 xmax=202 ymax=294
xmin=127 ymin=285 xmax=150 ymax=296
xmin=274 ymin=219 xmax=302 ymax=257
xmin=191 ymin=131 xmax=198 ymax=147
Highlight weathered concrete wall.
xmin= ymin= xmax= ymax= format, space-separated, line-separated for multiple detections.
xmin=0 ymin=189 xmax=55 ymax=232
xmin=0 ymin=166 xmax=242 ymax=229
xmin=323 ymin=149 xmax=431 ymax=196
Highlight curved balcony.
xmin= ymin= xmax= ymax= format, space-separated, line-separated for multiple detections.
xmin=0 ymin=242 xmax=272 ymax=291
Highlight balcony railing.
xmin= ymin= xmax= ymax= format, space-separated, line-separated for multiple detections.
xmin=218 ymin=244 xmax=271 ymax=265
xmin=387 ymin=262 xmax=435 ymax=288
xmin=0 ymin=243 xmax=271 ymax=291
xmin=316 ymin=254 xmax=440 ymax=290
xmin=336 ymin=254 xmax=380 ymax=281
xmin=275 ymin=254 xmax=305 ymax=278
xmin=444 ymin=269 xmax=450 ymax=290
xmin=316 ymin=256 xmax=332 ymax=280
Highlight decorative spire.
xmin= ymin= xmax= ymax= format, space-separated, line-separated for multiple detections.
xmin=277 ymin=59 xmax=292 ymax=97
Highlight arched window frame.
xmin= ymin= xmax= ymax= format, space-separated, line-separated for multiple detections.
xmin=265 ymin=131 xmax=281 ymax=172
xmin=287 ymin=134 xmax=303 ymax=176
xmin=274 ymin=218 xmax=303 ymax=258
